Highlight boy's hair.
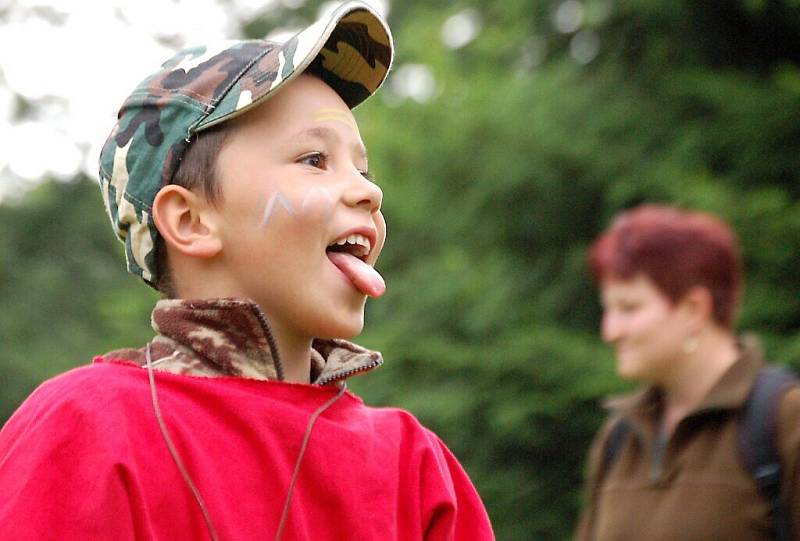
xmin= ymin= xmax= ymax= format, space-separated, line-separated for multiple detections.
xmin=588 ymin=204 xmax=743 ymax=328
xmin=154 ymin=125 xmax=229 ymax=297
xmin=97 ymin=1 xmax=393 ymax=289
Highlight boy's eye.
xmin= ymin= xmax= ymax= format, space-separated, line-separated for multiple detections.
xmin=360 ymin=170 xmax=376 ymax=183
xmin=298 ymin=152 xmax=327 ymax=169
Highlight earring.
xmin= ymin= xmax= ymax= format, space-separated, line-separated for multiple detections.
xmin=683 ymin=335 xmax=699 ymax=354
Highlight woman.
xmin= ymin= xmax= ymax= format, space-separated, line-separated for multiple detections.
xmin=575 ymin=204 xmax=800 ymax=541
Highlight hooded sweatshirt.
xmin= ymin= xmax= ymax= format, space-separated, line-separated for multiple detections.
xmin=0 ymin=298 xmax=494 ymax=541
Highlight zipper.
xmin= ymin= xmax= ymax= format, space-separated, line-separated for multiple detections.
xmin=649 ymin=427 xmax=669 ymax=483
xmin=316 ymin=357 xmax=383 ymax=386
xmin=248 ymin=303 xmax=285 ymax=381
xmin=246 ymin=301 xmax=381 ymax=385
xmin=648 ymin=407 xmax=724 ymax=483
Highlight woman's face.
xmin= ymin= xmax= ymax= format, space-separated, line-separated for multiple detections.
xmin=600 ymin=274 xmax=694 ymax=384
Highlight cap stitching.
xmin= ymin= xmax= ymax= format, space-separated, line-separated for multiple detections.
xmin=124 ymin=92 xmax=210 ymax=112
xmin=209 ymin=45 xmax=273 ymax=109
xmin=188 ymin=44 xmax=274 ymax=134
xmin=119 ymin=188 xmax=154 ymax=212
xmin=125 ymin=88 xmax=217 ymax=106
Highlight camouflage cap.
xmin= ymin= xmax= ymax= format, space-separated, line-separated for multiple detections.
xmin=98 ymin=1 xmax=393 ymax=286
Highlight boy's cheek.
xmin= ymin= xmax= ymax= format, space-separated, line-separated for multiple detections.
xmin=298 ymin=186 xmax=336 ymax=219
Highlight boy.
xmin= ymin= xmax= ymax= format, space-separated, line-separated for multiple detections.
xmin=0 ymin=2 xmax=494 ymax=539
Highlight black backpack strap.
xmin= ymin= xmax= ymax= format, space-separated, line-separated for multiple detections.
xmin=583 ymin=417 xmax=631 ymax=536
xmin=739 ymin=366 xmax=797 ymax=541
xmin=600 ymin=417 xmax=631 ymax=484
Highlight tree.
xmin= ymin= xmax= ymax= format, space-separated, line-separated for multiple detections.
xmin=2 ymin=1 xmax=799 ymax=539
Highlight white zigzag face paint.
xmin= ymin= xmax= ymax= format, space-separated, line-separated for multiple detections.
xmin=259 ymin=186 xmax=336 ymax=228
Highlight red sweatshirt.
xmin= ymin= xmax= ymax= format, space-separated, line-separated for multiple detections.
xmin=0 ymin=360 xmax=494 ymax=540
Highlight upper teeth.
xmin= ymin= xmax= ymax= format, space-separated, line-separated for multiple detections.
xmin=332 ymin=234 xmax=371 ymax=254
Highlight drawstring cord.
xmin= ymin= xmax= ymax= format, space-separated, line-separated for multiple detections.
xmin=146 ymin=343 xmax=347 ymax=541
xmin=274 ymin=382 xmax=347 ymax=541
xmin=147 ymin=344 xmax=220 ymax=541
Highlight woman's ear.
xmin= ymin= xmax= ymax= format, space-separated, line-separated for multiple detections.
xmin=152 ymin=185 xmax=222 ymax=259
xmin=681 ymin=286 xmax=714 ymax=329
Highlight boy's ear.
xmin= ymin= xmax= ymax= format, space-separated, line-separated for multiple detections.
xmin=152 ymin=185 xmax=222 ymax=259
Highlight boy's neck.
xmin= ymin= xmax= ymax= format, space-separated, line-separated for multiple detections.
xmin=262 ymin=316 xmax=313 ymax=384
xmin=277 ymin=338 xmax=314 ymax=384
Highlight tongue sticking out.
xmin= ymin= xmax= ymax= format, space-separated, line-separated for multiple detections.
xmin=327 ymin=252 xmax=386 ymax=298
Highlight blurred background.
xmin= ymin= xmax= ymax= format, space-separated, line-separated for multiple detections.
xmin=2 ymin=0 xmax=799 ymax=538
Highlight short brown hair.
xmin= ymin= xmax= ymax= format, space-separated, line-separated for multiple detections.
xmin=154 ymin=125 xmax=229 ymax=297
xmin=588 ymin=205 xmax=743 ymax=328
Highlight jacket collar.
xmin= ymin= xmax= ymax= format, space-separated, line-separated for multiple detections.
xmin=603 ymin=335 xmax=764 ymax=437
xmin=101 ymin=298 xmax=383 ymax=385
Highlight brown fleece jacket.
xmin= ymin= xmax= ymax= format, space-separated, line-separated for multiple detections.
xmin=575 ymin=341 xmax=800 ymax=541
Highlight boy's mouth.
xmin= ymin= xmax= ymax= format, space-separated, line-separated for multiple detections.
xmin=326 ymin=231 xmax=385 ymax=298
xmin=326 ymin=233 xmax=372 ymax=260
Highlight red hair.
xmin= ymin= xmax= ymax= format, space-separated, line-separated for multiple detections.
xmin=588 ymin=205 xmax=743 ymax=328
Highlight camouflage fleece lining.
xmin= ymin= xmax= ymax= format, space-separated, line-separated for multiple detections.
xmin=100 ymin=298 xmax=383 ymax=384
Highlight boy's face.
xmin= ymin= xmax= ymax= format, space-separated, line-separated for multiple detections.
xmin=211 ymin=74 xmax=386 ymax=341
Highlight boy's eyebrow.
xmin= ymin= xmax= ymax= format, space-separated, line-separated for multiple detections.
xmin=291 ymin=125 xmax=369 ymax=162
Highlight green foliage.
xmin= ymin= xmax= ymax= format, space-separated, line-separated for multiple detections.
xmin=353 ymin=1 xmax=800 ymax=538
xmin=0 ymin=178 xmax=157 ymax=421
xmin=2 ymin=1 xmax=800 ymax=539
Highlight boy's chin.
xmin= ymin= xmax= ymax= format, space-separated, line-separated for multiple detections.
xmin=316 ymin=315 xmax=365 ymax=341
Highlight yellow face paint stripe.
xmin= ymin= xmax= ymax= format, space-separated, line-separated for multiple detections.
xmin=311 ymin=113 xmax=358 ymax=130
xmin=312 ymin=109 xmax=356 ymax=121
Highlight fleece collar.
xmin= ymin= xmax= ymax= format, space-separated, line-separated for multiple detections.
xmin=100 ymin=298 xmax=383 ymax=385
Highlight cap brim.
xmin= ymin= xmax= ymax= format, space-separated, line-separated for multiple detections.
xmin=196 ymin=0 xmax=392 ymax=131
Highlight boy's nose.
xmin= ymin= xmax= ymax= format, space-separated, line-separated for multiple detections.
xmin=344 ymin=170 xmax=383 ymax=212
